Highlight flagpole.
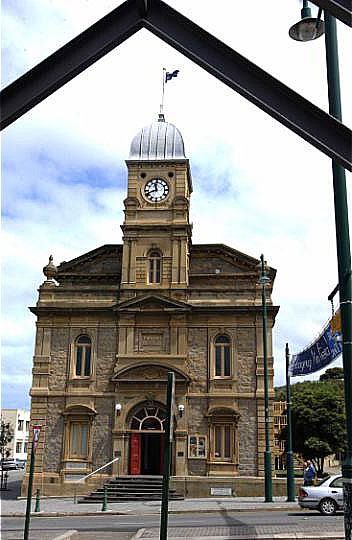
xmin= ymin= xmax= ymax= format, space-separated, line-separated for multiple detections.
xmin=160 ymin=67 xmax=166 ymax=116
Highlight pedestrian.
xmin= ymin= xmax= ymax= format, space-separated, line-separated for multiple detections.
xmin=303 ymin=460 xmax=316 ymax=486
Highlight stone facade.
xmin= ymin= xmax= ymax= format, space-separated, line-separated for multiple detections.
xmin=22 ymin=117 xmax=279 ymax=497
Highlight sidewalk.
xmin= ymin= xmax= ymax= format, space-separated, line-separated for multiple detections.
xmin=1 ymin=496 xmax=345 ymax=540
xmin=1 ymin=496 xmax=300 ymax=517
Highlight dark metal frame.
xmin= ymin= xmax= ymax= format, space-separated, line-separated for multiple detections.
xmin=1 ymin=0 xmax=351 ymax=170
xmin=312 ymin=0 xmax=352 ymax=27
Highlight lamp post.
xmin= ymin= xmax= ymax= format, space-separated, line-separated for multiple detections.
xmin=289 ymin=4 xmax=352 ymax=537
xmin=285 ymin=343 xmax=295 ymax=502
xmin=258 ymin=254 xmax=273 ymax=502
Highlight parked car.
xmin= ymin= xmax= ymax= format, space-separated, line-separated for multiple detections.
xmin=1 ymin=459 xmax=17 ymax=470
xmin=15 ymin=459 xmax=26 ymax=469
xmin=298 ymin=474 xmax=344 ymax=515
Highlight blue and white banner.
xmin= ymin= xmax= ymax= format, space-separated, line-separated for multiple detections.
xmin=289 ymin=320 xmax=342 ymax=377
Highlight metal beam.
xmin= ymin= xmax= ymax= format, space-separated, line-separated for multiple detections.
xmin=1 ymin=0 xmax=351 ymax=171
xmin=0 ymin=0 xmax=142 ymax=130
xmin=144 ymin=0 xmax=352 ymax=171
xmin=312 ymin=0 xmax=352 ymax=27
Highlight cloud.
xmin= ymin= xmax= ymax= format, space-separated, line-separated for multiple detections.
xmin=1 ymin=0 xmax=351 ymax=408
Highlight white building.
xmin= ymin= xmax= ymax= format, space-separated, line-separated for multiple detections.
xmin=1 ymin=409 xmax=30 ymax=461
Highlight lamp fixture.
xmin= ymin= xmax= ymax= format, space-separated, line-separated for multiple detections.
xmin=257 ymin=259 xmax=271 ymax=286
xmin=115 ymin=403 xmax=122 ymax=416
xmin=178 ymin=404 xmax=185 ymax=418
xmin=289 ymin=1 xmax=324 ymax=42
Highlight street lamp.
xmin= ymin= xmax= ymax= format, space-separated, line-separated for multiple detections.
xmin=258 ymin=254 xmax=273 ymax=502
xmin=289 ymin=0 xmax=324 ymax=41
xmin=289 ymin=4 xmax=352 ymax=537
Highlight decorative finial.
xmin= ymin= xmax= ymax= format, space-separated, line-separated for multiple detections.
xmin=42 ymin=255 xmax=57 ymax=284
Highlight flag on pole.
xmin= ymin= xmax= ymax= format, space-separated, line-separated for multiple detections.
xmin=165 ymin=69 xmax=179 ymax=82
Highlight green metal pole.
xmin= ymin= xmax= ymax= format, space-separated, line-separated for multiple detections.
xmin=261 ymin=254 xmax=273 ymax=502
xmin=23 ymin=442 xmax=35 ymax=540
xmin=102 ymin=484 xmax=108 ymax=512
xmin=324 ymin=11 xmax=352 ymax=539
xmin=34 ymin=488 xmax=40 ymax=513
xmin=160 ymin=371 xmax=175 ymax=540
xmin=285 ymin=343 xmax=295 ymax=502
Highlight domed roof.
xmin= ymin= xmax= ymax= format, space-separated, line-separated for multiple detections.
xmin=129 ymin=114 xmax=186 ymax=160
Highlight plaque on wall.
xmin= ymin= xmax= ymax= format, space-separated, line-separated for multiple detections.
xmin=141 ymin=332 xmax=163 ymax=350
xmin=210 ymin=487 xmax=232 ymax=496
xmin=135 ymin=328 xmax=169 ymax=352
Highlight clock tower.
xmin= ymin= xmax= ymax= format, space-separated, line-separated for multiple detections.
xmin=121 ymin=113 xmax=192 ymax=298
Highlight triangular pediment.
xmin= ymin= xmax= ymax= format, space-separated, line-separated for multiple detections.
xmin=114 ymin=294 xmax=191 ymax=312
xmin=57 ymin=244 xmax=122 ymax=277
xmin=190 ymin=244 xmax=276 ymax=278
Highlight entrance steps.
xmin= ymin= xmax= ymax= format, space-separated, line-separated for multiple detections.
xmin=79 ymin=475 xmax=183 ymax=503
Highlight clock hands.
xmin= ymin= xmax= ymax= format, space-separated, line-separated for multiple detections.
xmin=144 ymin=178 xmax=169 ymax=201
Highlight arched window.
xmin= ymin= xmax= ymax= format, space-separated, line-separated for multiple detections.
xmin=148 ymin=250 xmax=162 ymax=284
xmin=214 ymin=335 xmax=231 ymax=377
xmin=75 ymin=335 xmax=92 ymax=377
xmin=130 ymin=405 xmax=166 ymax=431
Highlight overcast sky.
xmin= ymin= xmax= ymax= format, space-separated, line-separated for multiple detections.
xmin=1 ymin=0 xmax=351 ymax=409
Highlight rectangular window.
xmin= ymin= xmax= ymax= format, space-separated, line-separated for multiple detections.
xmin=224 ymin=427 xmax=231 ymax=458
xmin=69 ymin=422 xmax=89 ymax=459
xmin=188 ymin=435 xmax=207 ymax=458
xmin=24 ymin=442 xmax=28 ymax=453
xmin=18 ymin=420 xmax=24 ymax=431
xmin=84 ymin=348 xmax=91 ymax=377
xmin=214 ymin=338 xmax=231 ymax=378
xmin=213 ymin=425 xmax=232 ymax=460
xmin=26 ymin=421 xmax=30 ymax=432
xmin=16 ymin=441 xmax=22 ymax=453
xmin=224 ymin=347 xmax=231 ymax=376
xmin=215 ymin=348 xmax=222 ymax=376
xmin=148 ymin=255 xmax=162 ymax=284
xmin=76 ymin=348 xmax=82 ymax=376
xmin=215 ymin=426 xmax=222 ymax=457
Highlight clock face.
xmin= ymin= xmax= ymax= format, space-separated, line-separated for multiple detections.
xmin=144 ymin=178 xmax=169 ymax=202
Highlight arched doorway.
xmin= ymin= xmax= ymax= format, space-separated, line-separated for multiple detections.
xmin=129 ymin=403 xmax=166 ymax=475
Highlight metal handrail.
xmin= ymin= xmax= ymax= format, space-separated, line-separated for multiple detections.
xmin=73 ymin=456 xmax=120 ymax=503
xmin=77 ymin=456 xmax=120 ymax=483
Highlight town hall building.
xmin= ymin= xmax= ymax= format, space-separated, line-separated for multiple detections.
xmin=23 ymin=115 xmax=279 ymax=497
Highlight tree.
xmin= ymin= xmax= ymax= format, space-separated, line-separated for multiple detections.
xmin=319 ymin=367 xmax=344 ymax=381
xmin=0 ymin=419 xmax=13 ymax=463
xmin=279 ymin=379 xmax=346 ymax=475
xmin=0 ymin=419 xmax=14 ymax=488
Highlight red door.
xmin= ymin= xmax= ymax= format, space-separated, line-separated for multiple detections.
xmin=130 ymin=433 xmax=141 ymax=475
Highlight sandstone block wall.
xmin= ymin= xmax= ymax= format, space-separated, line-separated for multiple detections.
xmin=238 ymin=399 xmax=257 ymax=474
xmin=186 ymin=328 xmax=207 ymax=392
xmin=44 ymin=397 xmax=65 ymax=472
